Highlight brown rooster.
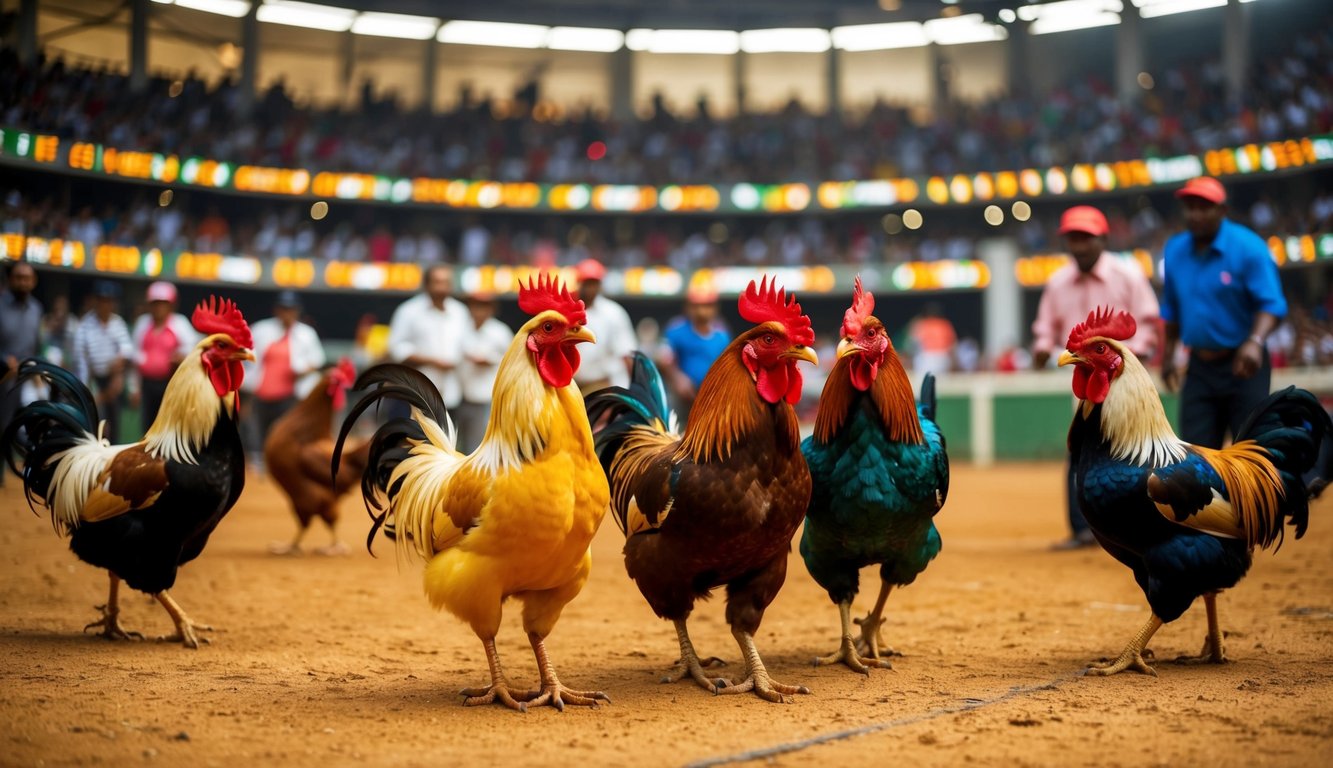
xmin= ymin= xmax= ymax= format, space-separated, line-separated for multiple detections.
xmin=587 ymin=277 xmax=818 ymax=703
xmin=265 ymin=358 xmax=369 ymax=555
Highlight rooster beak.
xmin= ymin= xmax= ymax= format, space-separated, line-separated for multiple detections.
xmin=836 ymin=338 xmax=859 ymax=359
xmin=234 ymin=349 xmax=256 ymax=362
xmin=784 ymin=345 xmax=819 ymax=366
xmin=1057 ymin=351 xmax=1080 ymax=367
xmin=566 ymin=325 xmax=596 ymax=345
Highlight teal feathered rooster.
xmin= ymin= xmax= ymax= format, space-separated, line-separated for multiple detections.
xmin=801 ymin=278 xmax=949 ymax=674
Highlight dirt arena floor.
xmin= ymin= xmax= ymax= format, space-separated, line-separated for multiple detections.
xmin=1 ymin=462 xmax=1331 ymax=767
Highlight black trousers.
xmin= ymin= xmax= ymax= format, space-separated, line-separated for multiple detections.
xmin=92 ymin=374 xmax=123 ymax=444
xmin=1179 ymin=351 xmax=1272 ymax=449
xmin=0 ymin=380 xmax=17 ymax=486
xmin=249 ymin=396 xmax=297 ymax=456
xmin=140 ymin=376 xmax=170 ymax=429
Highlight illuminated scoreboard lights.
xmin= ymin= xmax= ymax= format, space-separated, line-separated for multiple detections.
xmin=4 ymin=126 xmax=1328 ymax=214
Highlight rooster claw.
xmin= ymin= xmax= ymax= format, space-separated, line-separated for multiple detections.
xmin=525 ymin=685 xmax=611 ymax=711
xmin=83 ymin=605 xmax=143 ymax=641
xmin=460 ymin=682 xmax=537 ymax=712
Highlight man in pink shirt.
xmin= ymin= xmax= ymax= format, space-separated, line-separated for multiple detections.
xmin=1031 ymin=205 xmax=1160 ymax=548
xmin=131 ymin=281 xmax=199 ymax=428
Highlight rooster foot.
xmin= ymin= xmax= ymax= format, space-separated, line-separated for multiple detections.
xmin=853 ymin=614 xmax=900 ymax=659
xmin=524 ymin=683 xmax=611 ymax=712
xmin=716 ymin=670 xmax=811 ymax=704
xmin=814 ymin=635 xmax=893 ymax=675
xmin=460 ymin=681 xmax=540 ymax=712
xmin=158 ymin=620 xmax=213 ymax=649
xmin=662 ymin=655 xmax=730 ymax=693
xmin=313 ymin=542 xmax=350 ymax=557
xmin=1086 ymin=650 xmax=1157 ymax=677
xmin=1174 ymin=634 xmax=1227 ymax=665
xmin=268 ymin=541 xmax=304 ymax=556
xmin=83 ymin=605 xmax=143 ymax=642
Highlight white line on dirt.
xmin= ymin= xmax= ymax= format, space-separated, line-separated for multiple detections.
xmin=685 ymin=671 xmax=1082 ymax=767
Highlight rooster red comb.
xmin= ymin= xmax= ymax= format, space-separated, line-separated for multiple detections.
xmin=331 ymin=357 xmax=356 ymax=385
xmin=518 ymin=272 xmax=586 ymax=326
xmin=738 ymin=276 xmax=815 ymax=347
xmin=192 ymin=296 xmax=253 ymax=349
xmin=1067 ymin=306 xmax=1136 ymax=348
xmin=840 ymin=276 xmax=875 ymax=338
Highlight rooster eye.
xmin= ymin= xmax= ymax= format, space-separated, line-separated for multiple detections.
xmin=543 ymin=322 xmax=554 ymax=333
xmin=867 ymin=328 xmax=876 ymax=337
xmin=764 ymin=334 xmax=774 ymax=344
xmin=1095 ymin=343 xmax=1107 ymax=354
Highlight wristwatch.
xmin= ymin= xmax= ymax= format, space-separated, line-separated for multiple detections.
xmin=1246 ymin=334 xmax=1265 ymax=347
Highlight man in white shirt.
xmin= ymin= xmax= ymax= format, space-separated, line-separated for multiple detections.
xmin=456 ymin=291 xmax=514 ymax=453
xmin=573 ymin=258 xmax=636 ymax=395
xmin=243 ymin=291 xmax=327 ymax=465
xmin=387 ymin=264 xmax=470 ymax=411
xmin=73 ymin=280 xmax=134 ymax=442
xmin=131 ymin=281 xmax=200 ymax=428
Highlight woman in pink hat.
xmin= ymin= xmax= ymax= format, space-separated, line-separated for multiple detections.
xmin=131 ymin=281 xmax=199 ymax=427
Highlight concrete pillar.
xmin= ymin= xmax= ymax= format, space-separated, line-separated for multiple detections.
xmin=1223 ymin=0 xmax=1249 ymax=106
xmin=928 ymin=43 xmax=950 ymax=116
xmin=1115 ymin=1 xmax=1144 ymax=104
xmin=340 ymin=30 xmax=355 ymax=107
xmin=237 ymin=1 xmax=258 ymax=116
xmin=129 ymin=0 xmax=149 ymax=92
xmin=421 ymin=37 xmax=438 ymax=113
xmin=18 ymin=0 xmax=38 ymax=67
xmin=978 ymin=236 xmax=1021 ymax=364
xmin=610 ymin=45 xmax=633 ymax=121
xmin=1006 ymin=15 xmax=1029 ymax=99
xmin=733 ymin=49 xmax=747 ymax=115
xmin=825 ymin=46 xmax=841 ymax=116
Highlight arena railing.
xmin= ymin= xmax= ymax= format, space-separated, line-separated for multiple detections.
xmin=1 ymin=126 xmax=1329 ymax=215
xmin=5 ymin=235 xmax=1329 ymax=298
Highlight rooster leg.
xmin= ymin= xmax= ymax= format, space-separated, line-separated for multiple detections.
xmin=83 ymin=573 xmax=143 ymax=641
xmin=460 ymin=637 xmax=536 ymax=712
xmin=814 ymin=601 xmax=893 ymax=674
xmin=661 ymin=620 xmax=731 ymax=693
xmin=153 ymin=591 xmax=213 ymax=649
xmin=522 ymin=632 xmax=611 ymax=711
xmin=269 ymin=525 xmax=307 ymax=556
xmin=852 ymin=580 xmax=901 ymax=660
xmin=716 ymin=629 xmax=812 ymax=703
xmin=1086 ymin=614 xmax=1164 ymax=677
xmin=1176 ymin=592 xmax=1227 ymax=664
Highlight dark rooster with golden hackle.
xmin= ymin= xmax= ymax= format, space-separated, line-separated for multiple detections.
xmin=587 ymin=277 xmax=819 ymax=703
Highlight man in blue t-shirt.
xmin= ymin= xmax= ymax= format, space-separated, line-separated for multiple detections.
xmin=1160 ymin=176 xmax=1287 ymax=448
xmin=662 ymin=287 xmax=730 ymax=421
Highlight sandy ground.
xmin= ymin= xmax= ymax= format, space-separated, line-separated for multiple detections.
xmin=1 ymin=462 xmax=1331 ymax=768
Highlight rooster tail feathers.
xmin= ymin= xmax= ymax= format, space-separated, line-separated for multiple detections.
xmin=333 ymin=363 xmax=456 ymax=555
xmin=918 ymin=372 xmax=937 ymax=422
xmin=2 ymin=360 xmax=101 ymax=516
xmin=1233 ymin=386 xmax=1333 ymax=543
xmin=586 ymin=351 xmax=676 ymax=477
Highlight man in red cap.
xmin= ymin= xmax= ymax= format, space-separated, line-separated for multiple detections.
xmin=131 ymin=281 xmax=199 ymax=427
xmin=1032 ymin=205 xmax=1160 ymax=548
xmin=573 ymin=258 xmax=637 ymax=395
xmin=1160 ymin=176 xmax=1287 ymax=449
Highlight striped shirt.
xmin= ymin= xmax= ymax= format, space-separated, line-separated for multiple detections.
xmin=74 ymin=311 xmax=134 ymax=381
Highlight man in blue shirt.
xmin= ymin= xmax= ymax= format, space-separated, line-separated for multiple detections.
xmin=662 ymin=287 xmax=730 ymax=421
xmin=1160 ymin=176 xmax=1287 ymax=448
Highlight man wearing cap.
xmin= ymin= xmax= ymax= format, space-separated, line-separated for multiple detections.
xmin=245 ymin=290 xmax=327 ymax=466
xmin=1160 ymin=176 xmax=1287 ymax=449
xmin=661 ymin=286 xmax=729 ymax=420
xmin=131 ymin=281 xmax=199 ymax=427
xmin=73 ymin=280 xmax=134 ymax=442
xmin=387 ymin=263 xmax=469 ymax=414
xmin=573 ymin=258 xmax=637 ymax=395
xmin=1 ymin=260 xmax=42 ymax=485
xmin=456 ymin=291 xmax=514 ymax=453
xmin=1032 ymin=205 xmax=1160 ymax=548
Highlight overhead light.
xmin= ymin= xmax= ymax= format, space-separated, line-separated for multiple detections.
xmin=625 ymin=29 xmax=740 ymax=55
xmin=161 ymin=0 xmax=251 ymax=17
xmin=998 ymin=9 xmax=1017 ymax=23
xmin=438 ymin=20 xmax=549 ymax=48
xmin=547 ymin=26 xmax=624 ymax=52
xmin=831 ymin=22 xmax=928 ymax=51
xmin=1028 ymin=3 xmax=1123 ymax=34
xmin=1134 ymin=0 xmax=1226 ymax=18
xmin=739 ymin=28 xmax=831 ymax=53
xmin=256 ymin=1 xmax=355 ymax=32
xmin=351 ymin=11 xmax=437 ymax=40
xmin=924 ymin=14 xmax=1008 ymax=45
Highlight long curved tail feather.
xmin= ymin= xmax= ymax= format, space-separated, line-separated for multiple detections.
xmin=1234 ymin=386 xmax=1333 ymax=544
xmin=586 ymin=351 xmax=676 ymax=478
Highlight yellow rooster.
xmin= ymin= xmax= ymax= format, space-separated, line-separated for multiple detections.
xmin=334 ymin=273 xmax=609 ymax=711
